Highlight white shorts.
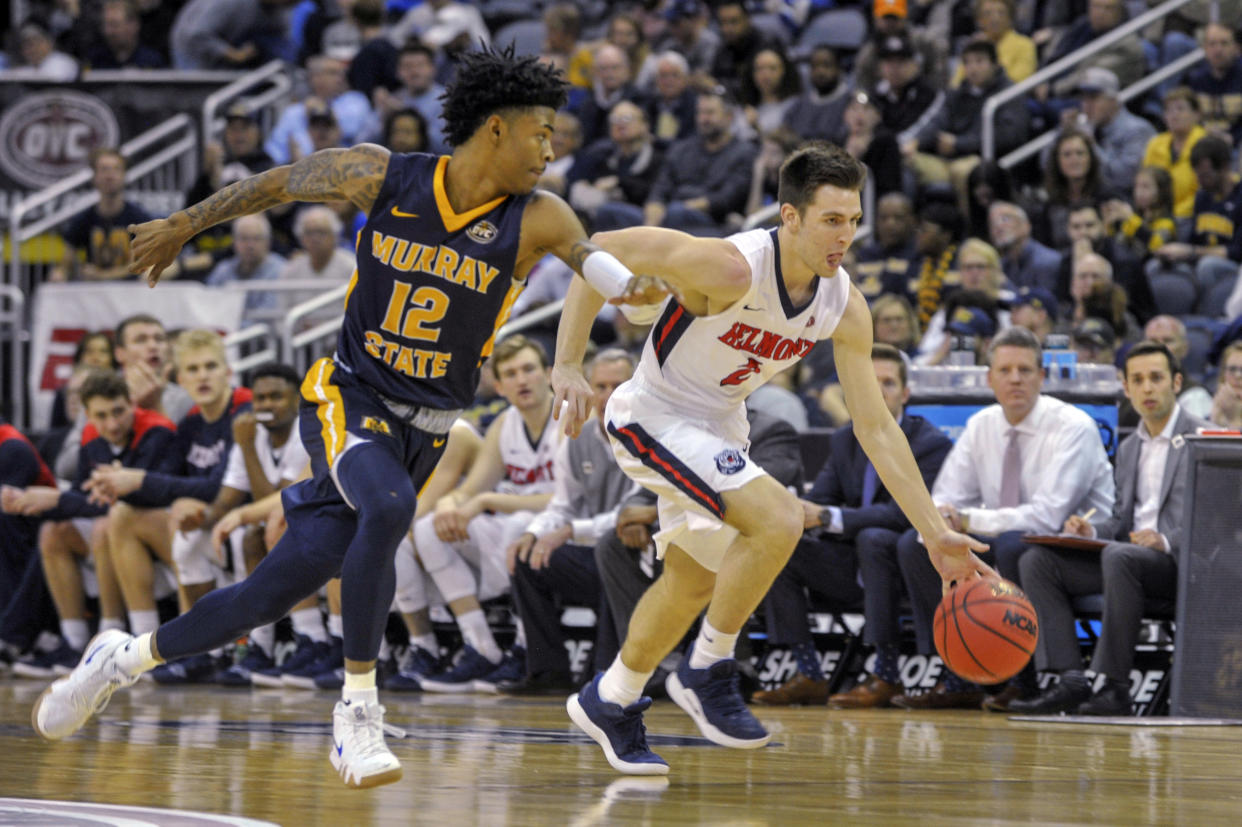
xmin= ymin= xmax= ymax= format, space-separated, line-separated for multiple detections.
xmin=172 ymin=527 xmax=247 ymax=587
xmin=410 ymin=510 xmax=534 ymax=603
xmin=605 ymin=377 xmax=767 ymax=573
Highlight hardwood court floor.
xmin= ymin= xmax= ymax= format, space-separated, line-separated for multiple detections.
xmin=2 ymin=678 xmax=1241 ymax=825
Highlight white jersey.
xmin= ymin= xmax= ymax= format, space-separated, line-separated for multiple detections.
xmin=633 ymin=227 xmax=852 ymax=418
xmin=494 ymin=402 xmax=563 ymax=496
xmin=221 ymin=425 xmax=310 ymax=494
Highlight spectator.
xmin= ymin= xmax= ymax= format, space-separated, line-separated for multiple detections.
xmin=284 ymin=206 xmax=353 ymax=282
xmin=264 ymin=56 xmax=377 ymax=165
xmin=304 ymin=100 xmax=345 ymax=154
xmin=916 ymin=238 xmax=1010 ymax=366
xmin=1009 ymin=286 xmax=1060 ymax=342
xmin=1013 ymin=342 xmax=1210 ymax=715
xmin=1068 ymin=250 xmax=1129 ymax=332
xmin=381 ymin=108 xmax=429 ymax=154
xmin=574 ymin=44 xmax=641 ymax=148
xmin=989 ymin=201 xmax=1062 ymax=295
xmin=1141 ymin=87 xmax=1206 ymax=219
xmin=1102 ymin=166 xmax=1177 ymax=264
xmin=842 ymin=92 xmax=904 ymax=198
xmin=1153 ymin=135 xmax=1242 ymax=294
xmin=499 ymin=349 xmax=639 ymax=694
xmin=540 ymin=3 xmax=591 ymax=88
xmin=781 ymin=44 xmax=850 ymax=145
xmin=390 ymin=0 xmax=490 ymax=59
xmin=606 ymin=10 xmax=657 ymax=92
xmin=892 ymin=327 xmax=1115 ymax=710
xmin=50 ymin=332 xmax=117 ymax=431
xmin=1035 ymin=127 xmax=1110 ymax=249
xmin=855 ymin=0 xmax=949 ymax=93
xmin=954 ymin=0 xmax=1036 ymax=86
xmin=1185 ymin=23 xmax=1242 ymax=148
xmin=908 ymin=39 xmax=1028 ymax=206
xmin=536 ymin=111 xmax=583 ymax=198
xmin=53 ymin=149 xmax=152 ymax=283
xmin=907 ymin=200 xmax=964 ymax=327
xmin=1211 ymin=341 xmax=1242 ymax=429
xmin=170 ymin=0 xmax=295 ymax=70
xmin=851 ymin=193 xmax=919 ymax=302
xmin=571 ymin=102 xmax=666 ymax=233
xmin=758 ymin=345 xmax=952 ymax=708
xmin=872 ymin=34 xmax=945 ymax=155
xmin=644 ymin=51 xmax=698 ymax=147
xmin=654 ymin=0 xmax=719 ymax=79
xmin=206 ymin=214 xmax=287 ymax=324
xmin=1045 ymin=0 xmax=1145 ymax=94
xmin=375 ymin=43 xmax=448 ymax=154
xmin=871 ymin=294 xmax=921 ymax=356
xmin=745 ymin=127 xmax=803 ymax=216
xmin=6 ymin=17 xmax=78 ymax=80
xmin=1056 ymin=202 xmax=1153 ymax=326
xmin=1074 ymin=68 xmax=1156 ymax=192
xmin=709 ymin=0 xmax=780 ymax=97
xmin=344 ymin=0 xmax=398 ymax=99
xmin=740 ymin=46 xmax=802 ymax=136
xmin=85 ymin=0 xmax=166 ymax=69
xmin=1071 ymin=316 xmax=1118 ymax=365
xmin=965 ymin=161 xmax=1014 ymax=242
xmin=642 ymin=89 xmax=757 ymax=235
xmin=112 ymin=314 xmax=194 ymax=426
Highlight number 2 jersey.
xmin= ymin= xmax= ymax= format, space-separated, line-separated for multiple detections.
xmin=337 ymin=152 xmax=535 ymax=412
xmin=633 ymin=227 xmax=851 ymax=418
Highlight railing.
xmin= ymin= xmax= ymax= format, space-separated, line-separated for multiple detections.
xmin=0 ymin=283 xmax=26 ymax=428
xmin=997 ymin=47 xmax=1205 ymax=170
xmin=6 ymin=113 xmax=198 ymax=297
xmin=223 ymin=323 xmax=279 ymax=375
xmin=200 ymin=61 xmax=293 ymax=153
xmin=980 ymin=0 xmax=1200 ymax=161
xmin=283 ymin=282 xmax=350 ymax=376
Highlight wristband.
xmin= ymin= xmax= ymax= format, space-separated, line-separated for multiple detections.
xmin=582 ymin=250 xmax=634 ymax=300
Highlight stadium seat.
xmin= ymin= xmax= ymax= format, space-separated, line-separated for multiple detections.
xmin=492 ymin=19 xmax=546 ymax=57
xmin=1150 ymin=274 xmax=1197 ymax=317
xmin=1181 ymin=318 xmax=1217 ymax=381
xmin=1196 ymin=277 xmax=1237 ymax=318
xmin=751 ymin=13 xmax=793 ymax=49
xmin=796 ymin=8 xmax=869 ymax=53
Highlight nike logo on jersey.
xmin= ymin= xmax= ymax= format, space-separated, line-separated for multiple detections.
xmin=743 ymin=304 xmax=765 ymax=312
xmin=390 ymin=206 xmax=419 ymax=219
xmin=433 ymin=437 xmax=446 ymax=448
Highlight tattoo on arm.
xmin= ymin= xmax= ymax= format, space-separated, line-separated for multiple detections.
xmin=286 ymin=144 xmax=389 ymax=213
xmin=183 ymin=168 xmax=289 ymax=233
xmin=567 ymin=240 xmax=599 ymax=273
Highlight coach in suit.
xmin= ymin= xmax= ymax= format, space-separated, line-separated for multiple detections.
xmin=753 ymin=345 xmax=952 ymax=707
xmin=1012 ymin=341 xmax=1210 ymax=716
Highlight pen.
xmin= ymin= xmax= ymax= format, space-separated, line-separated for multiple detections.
xmin=1080 ymin=507 xmax=1097 ymax=522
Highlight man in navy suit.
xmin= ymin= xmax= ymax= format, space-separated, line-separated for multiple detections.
xmin=753 ymin=344 xmax=952 ymax=706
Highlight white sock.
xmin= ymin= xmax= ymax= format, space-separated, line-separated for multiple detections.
xmin=249 ymin=624 xmax=275 ymax=657
xmin=457 ymin=609 xmax=500 ymax=663
xmin=327 ymin=613 xmax=343 ymax=639
xmin=35 ymin=631 xmax=60 ymax=653
xmin=99 ymin=617 xmax=127 ymax=633
xmin=60 ymin=619 xmax=89 ymax=651
xmin=127 ymin=609 xmax=160 ymax=637
xmin=115 ymin=632 xmax=160 ymax=676
xmin=378 ymin=636 xmax=392 ymax=661
xmin=513 ymin=618 xmax=526 ymax=650
xmin=410 ymin=633 xmax=438 ymax=655
xmin=689 ymin=619 xmax=738 ymax=670
xmin=342 ymin=670 xmax=378 ymax=706
xmin=291 ymin=608 xmax=328 ymax=643
xmin=598 ymin=654 xmax=653 ymax=708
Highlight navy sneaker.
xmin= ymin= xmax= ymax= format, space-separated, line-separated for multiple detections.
xmin=216 ymin=647 xmax=275 ymax=687
xmin=567 ymin=674 xmax=668 ymax=775
xmin=666 ymin=652 xmax=770 ymax=749
xmin=12 ymin=642 xmax=82 ymax=679
xmin=252 ymin=635 xmax=326 ymax=688
xmin=473 ymin=646 xmax=526 ymax=693
xmin=152 ymin=652 xmax=224 ymax=685
xmin=283 ymin=636 xmax=343 ymax=689
xmin=419 ymin=645 xmax=497 ymax=693
xmin=383 ymin=646 xmax=441 ymax=693
xmin=314 ymin=666 xmax=346 ymax=690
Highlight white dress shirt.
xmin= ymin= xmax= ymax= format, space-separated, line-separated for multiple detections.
xmin=1131 ymin=405 xmax=1180 ymax=551
xmin=932 ymin=395 xmax=1115 ymax=536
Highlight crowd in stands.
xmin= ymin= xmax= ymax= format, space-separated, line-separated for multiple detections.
xmin=4 ymin=0 xmax=1242 ymax=717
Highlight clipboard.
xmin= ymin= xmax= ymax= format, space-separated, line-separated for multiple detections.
xmin=1022 ymin=534 xmax=1110 ymax=552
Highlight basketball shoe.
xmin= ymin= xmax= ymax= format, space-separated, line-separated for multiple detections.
xmin=472 ymin=646 xmax=526 ymax=693
xmin=567 ymin=674 xmax=668 ymax=775
xmin=383 ymin=646 xmax=440 ymax=692
xmin=252 ymin=635 xmax=326 ymax=688
xmin=419 ymin=645 xmax=496 ymax=693
xmin=666 ymin=651 xmax=771 ymax=749
xmin=32 ymin=629 xmax=139 ymax=741
xmin=330 ymin=700 xmax=403 ymax=789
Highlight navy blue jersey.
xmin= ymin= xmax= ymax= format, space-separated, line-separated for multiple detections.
xmin=1191 ymin=181 xmax=1242 ymax=263
xmin=138 ymin=387 xmax=253 ymax=505
xmin=337 ymin=152 xmax=534 ymax=411
xmin=0 ymin=423 xmax=56 ymax=574
xmin=50 ymin=408 xmax=181 ymax=518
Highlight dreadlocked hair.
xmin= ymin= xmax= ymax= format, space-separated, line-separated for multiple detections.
xmin=440 ymin=44 xmax=569 ymax=148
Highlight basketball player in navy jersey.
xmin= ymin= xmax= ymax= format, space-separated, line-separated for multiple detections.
xmin=552 ymin=143 xmax=995 ymax=775
xmin=32 ymin=46 xmax=662 ymax=790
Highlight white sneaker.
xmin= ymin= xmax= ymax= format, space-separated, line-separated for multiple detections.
xmin=32 ymin=629 xmax=140 ymax=741
xmin=329 ymin=700 xmax=403 ymax=789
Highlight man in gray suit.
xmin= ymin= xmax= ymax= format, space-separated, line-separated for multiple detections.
xmin=1012 ymin=341 xmax=1210 ymax=715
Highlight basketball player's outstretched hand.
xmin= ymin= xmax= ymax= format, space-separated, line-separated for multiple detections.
xmin=130 ymin=215 xmax=192 ymax=287
xmin=551 ymin=363 xmax=593 ymax=438
xmin=925 ymin=529 xmax=994 ymax=594
xmin=610 ymin=274 xmax=678 ymax=307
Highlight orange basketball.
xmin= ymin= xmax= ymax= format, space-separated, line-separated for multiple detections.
xmin=933 ymin=577 xmax=1038 ymax=685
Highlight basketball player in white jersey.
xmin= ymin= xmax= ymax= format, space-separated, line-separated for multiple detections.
xmin=403 ymin=334 xmax=565 ymax=691
xmin=551 ymin=142 xmax=994 ymax=775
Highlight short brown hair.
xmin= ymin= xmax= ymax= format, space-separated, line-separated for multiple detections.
xmin=89 ymin=147 xmax=125 ymax=173
xmin=987 ymin=325 xmax=1042 ymax=363
xmin=490 ymin=334 xmax=548 ymax=379
xmin=1222 ymin=340 xmax=1242 ymax=367
xmin=777 ymin=142 xmax=866 ymax=215
xmin=872 ymin=343 xmax=908 ymax=387
xmin=1124 ymin=340 xmax=1180 ymax=379
xmin=79 ymin=370 xmax=130 ymax=407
